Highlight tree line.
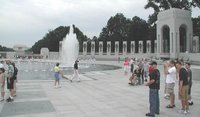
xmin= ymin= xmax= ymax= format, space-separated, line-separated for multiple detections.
xmin=0 ymin=45 xmax=14 ymax=51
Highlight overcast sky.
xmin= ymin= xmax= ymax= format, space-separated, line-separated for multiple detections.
xmin=0 ymin=0 xmax=199 ymax=48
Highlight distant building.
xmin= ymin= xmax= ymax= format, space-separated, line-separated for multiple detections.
xmin=40 ymin=48 xmax=49 ymax=59
xmin=13 ymin=44 xmax=29 ymax=57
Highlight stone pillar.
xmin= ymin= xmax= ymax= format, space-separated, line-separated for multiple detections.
xmin=59 ymin=41 xmax=62 ymax=59
xmin=123 ymin=41 xmax=127 ymax=55
xmin=115 ymin=41 xmax=119 ymax=55
xmin=99 ymin=41 xmax=103 ymax=55
xmin=91 ymin=41 xmax=95 ymax=56
xmin=139 ymin=41 xmax=143 ymax=53
xmin=192 ymin=36 xmax=199 ymax=53
xmin=131 ymin=41 xmax=135 ymax=54
xmin=107 ymin=41 xmax=111 ymax=55
xmin=83 ymin=41 xmax=87 ymax=56
xmin=154 ymin=40 xmax=157 ymax=53
xmin=147 ymin=40 xmax=151 ymax=53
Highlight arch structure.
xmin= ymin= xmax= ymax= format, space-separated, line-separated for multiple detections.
xmin=157 ymin=8 xmax=193 ymax=59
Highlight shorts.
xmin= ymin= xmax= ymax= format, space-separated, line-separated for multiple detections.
xmin=166 ymin=83 xmax=175 ymax=94
xmin=7 ymin=78 xmax=14 ymax=89
xmin=179 ymin=85 xmax=189 ymax=101
xmin=144 ymin=71 xmax=149 ymax=77
xmin=54 ymin=72 xmax=60 ymax=81
xmin=0 ymin=83 xmax=5 ymax=92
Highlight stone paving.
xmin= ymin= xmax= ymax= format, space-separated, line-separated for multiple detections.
xmin=0 ymin=61 xmax=200 ymax=117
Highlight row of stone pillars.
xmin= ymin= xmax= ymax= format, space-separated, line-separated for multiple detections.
xmin=82 ymin=40 xmax=157 ymax=56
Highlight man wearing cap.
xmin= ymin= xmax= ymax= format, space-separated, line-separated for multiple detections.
xmin=146 ymin=61 xmax=160 ymax=117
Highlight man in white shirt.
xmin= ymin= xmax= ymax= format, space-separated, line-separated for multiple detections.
xmin=165 ymin=60 xmax=176 ymax=108
xmin=0 ymin=61 xmax=4 ymax=69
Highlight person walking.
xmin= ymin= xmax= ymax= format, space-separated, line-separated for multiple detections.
xmin=145 ymin=61 xmax=160 ymax=117
xmin=165 ymin=60 xmax=176 ymax=108
xmin=71 ymin=60 xmax=80 ymax=82
xmin=176 ymin=61 xmax=189 ymax=114
xmin=185 ymin=62 xmax=193 ymax=106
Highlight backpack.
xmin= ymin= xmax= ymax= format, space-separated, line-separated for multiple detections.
xmin=13 ymin=66 xmax=18 ymax=77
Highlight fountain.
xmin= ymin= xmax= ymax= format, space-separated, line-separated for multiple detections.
xmin=61 ymin=25 xmax=79 ymax=67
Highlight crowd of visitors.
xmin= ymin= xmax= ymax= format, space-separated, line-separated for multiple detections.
xmin=0 ymin=60 xmax=18 ymax=102
xmin=123 ymin=57 xmax=194 ymax=116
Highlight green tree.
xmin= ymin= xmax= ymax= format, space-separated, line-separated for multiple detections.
xmin=0 ymin=45 xmax=14 ymax=51
xmin=145 ymin=0 xmax=200 ymax=25
xmin=192 ymin=16 xmax=200 ymax=37
xmin=98 ymin=13 xmax=131 ymax=52
xmin=127 ymin=16 xmax=149 ymax=53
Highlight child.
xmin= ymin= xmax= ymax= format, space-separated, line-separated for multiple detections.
xmin=0 ymin=68 xmax=5 ymax=102
xmin=54 ymin=63 xmax=61 ymax=88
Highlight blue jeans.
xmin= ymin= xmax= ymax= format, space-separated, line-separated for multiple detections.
xmin=149 ymin=89 xmax=159 ymax=115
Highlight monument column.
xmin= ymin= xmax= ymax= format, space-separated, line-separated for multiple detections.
xmin=59 ymin=41 xmax=62 ymax=60
xmin=123 ymin=41 xmax=127 ymax=55
xmin=147 ymin=40 xmax=151 ymax=53
xmin=131 ymin=41 xmax=135 ymax=54
xmin=91 ymin=41 xmax=95 ymax=56
xmin=154 ymin=40 xmax=157 ymax=53
xmin=99 ymin=41 xmax=103 ymax=55
xmin=115 ymin=41 xmax=119 ymax=55
xmin=139 ymin=41 xmax=143 ymax=53
xmin=192 ymin=36 xmax=199 ymax=53
xmin=107 ymin=41 xmax=111 ymax=55
xmin=83 ymin=41 xmax=87 ymax=56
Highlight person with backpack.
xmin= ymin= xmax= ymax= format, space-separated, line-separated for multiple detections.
xmin=5 ymin=60 xmax=15 ymax=102
xmin=12 ymin=62 xmax=18 ymax=96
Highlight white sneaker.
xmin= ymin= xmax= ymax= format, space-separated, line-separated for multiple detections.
xmin=184 ymin=110 xmax=188 ymax=114
xmin=186 ymin=109 xmax=190 ymax=114
xmin=178 ymin=109 xmax=184 ymax=114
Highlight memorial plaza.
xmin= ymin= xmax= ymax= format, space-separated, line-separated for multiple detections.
xmin=0 ymin=8 xmax=200 ymax=117
xmin=0 ymin=60 xmax=200 ymax=117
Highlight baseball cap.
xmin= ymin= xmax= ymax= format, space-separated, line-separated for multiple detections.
xmin=150 ymin=61 xmax=157 ymax=65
